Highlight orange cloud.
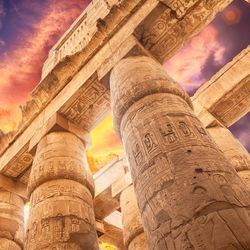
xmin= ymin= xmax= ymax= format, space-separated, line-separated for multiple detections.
xmin=163 ymin=25 xmax=225 ymax=93
xmin=0 ymin=0 xmax=88 ymax=131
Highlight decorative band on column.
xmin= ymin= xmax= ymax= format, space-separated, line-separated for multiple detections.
xmin=25 ymin=131 xmax=99 ymax=250
xmin=0 ymin=191 xmax=24 ymax=250
xmin=110 ymin=56 xmax=250 ymax=249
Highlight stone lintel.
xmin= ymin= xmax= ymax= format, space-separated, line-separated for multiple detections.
xmin=192 ymin=104 xmax=225 ymax=129
xmin=192 ymin=46 xmax=250 ymax=127
xmin=111 ymin=172 xmax=133 ymax=199
xmin=29 ymin=112 xmax=91 ymax=154
xmin=96 ymin=219 xmax=105 ymax=237
xmin=97 ymin=35 xmax=156 ymax=88
xmin=0 ymin=173 xmax=28 ymax=200
xmin=94 ymin=155 xmax=128 ymax=219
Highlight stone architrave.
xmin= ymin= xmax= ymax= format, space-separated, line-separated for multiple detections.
xmin=120 ymin=185 xmax=149 ymax=250
xmin=0 ymin=191 xmax=24 ymax=250
xmin=208 ymin=125 xmax=250 ymax=187
xmin=110 ymin=56 xmax=250 ymax=249
xmin=25 ymin=132 xmax=99 ymax=250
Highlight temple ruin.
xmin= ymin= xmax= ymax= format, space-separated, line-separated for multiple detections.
xmin=0 ymin=0 xmax=249 ymax=249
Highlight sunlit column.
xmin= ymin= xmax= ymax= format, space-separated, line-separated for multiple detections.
xmin=208 ymin=125 xmax=250 ymax=186
xmin=110 ymin=56 xmax=250 ymax=249
xmin=25 ymin=131 xmax=99 ymax=250
xmin=0 ymin=191 xmax=24 ymax=250
xmin=120 ymin=185 xmax=148 ymax=250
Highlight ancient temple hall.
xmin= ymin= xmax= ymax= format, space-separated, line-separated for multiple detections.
xmin=0 ymin=0 xmax=249 ymax=249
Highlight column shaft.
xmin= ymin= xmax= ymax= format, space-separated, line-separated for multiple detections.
xmin=110 ymin=56 xmax=250 ymax=249
xmin=208 ymin=126 xmax=250 ymax=186
xmin=25 ymin=131 xmax=99 ymax=250
xmin=120 ymin=185 xmax=148 ymax=250
xmin=0 ymin=191 xmax=24 ymax=250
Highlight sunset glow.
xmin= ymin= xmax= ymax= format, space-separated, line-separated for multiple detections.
xmin=0 ymin=0 xmax=249 ymax=174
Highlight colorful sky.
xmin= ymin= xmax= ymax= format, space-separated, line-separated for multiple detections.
xmin=0 ymin=0 xmax=249 ymax=172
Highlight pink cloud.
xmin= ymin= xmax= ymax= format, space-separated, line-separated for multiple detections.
xmin=163 ymin=25 xmax=226 ymax=93
xmin=0 ymin=1 xmax=89 ymax=131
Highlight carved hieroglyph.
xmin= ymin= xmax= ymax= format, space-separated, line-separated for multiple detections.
xmin=110 ymin=56 xmax=250 ymax=249
xmin=0 ymin=191 xmax=24 ymax=250
xmin=120 ymin=185 xmax=149 ymax=250
xmin=208 ymin=125 xmax=250 ymax=187
xmin=25 ymin=132 xmax=99 ymax=250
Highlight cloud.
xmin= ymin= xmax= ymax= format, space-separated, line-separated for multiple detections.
xmin=163 ymin=25 xmax=226 ymax=95
xmin=0 ymin=0 xmax=5 ymax=30
xmin=0 ymin=38 xmax=5 ymax=46
xmin=0 ymin=0 xmax=89 ymax=131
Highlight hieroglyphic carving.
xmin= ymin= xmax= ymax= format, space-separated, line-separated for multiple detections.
xmin=208 ymin=75 xmax=250 ymax=126
xmin=161 ymin=0 xmax=199 ymax=18
xmin=2 ymin=144 xmax=33 ymax=179
xmin=25 ymin=132 xmax=99 ymax=250
xmin=61 ymin=76 xmax=110 ymax=130
xmin=135 ymin=0 xmax=233 ymax=62
xmin=0 ymin=191 xmax=24 ymax=249
xmin=110 ymin=56 xmax=250 ymax=249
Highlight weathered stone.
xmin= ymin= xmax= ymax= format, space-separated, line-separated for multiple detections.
xmin=120 ymin=185 xmax=148 ymax=250
xmin=25 ymin=132 xmax=98 ymax=250
xmin=207 ymin=125 xmax=250 ymax=189
xmin=0 ymin=191 xmax=24 ymax=249
xmin=192 ymin=46 xmax=250 ymax=128
xmin=110 ymin=56 xmax=250 ymax=249
xmin=207 ymin=125 xmax=250 ymax=172
xmin=0 ymin=238 xmax=21 ymax=250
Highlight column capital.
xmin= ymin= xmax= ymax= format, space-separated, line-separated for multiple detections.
xmin=110 ymin=56 xmax=192 ymax=137
xmin=29 ymin=112 xmax=91 ymax=154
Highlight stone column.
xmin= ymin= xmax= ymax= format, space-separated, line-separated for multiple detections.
xmin=0 ymin=191 xmax=24 ymax=250
xmin=25 ymin=131 xmax=99 ymax=250
xmin=110 ymin=56 xmax=250 ymax=249
xmin=120 ymin=185 xmax=148 ymax=250
xmin=208 ymin=125 xmax=250 ymax=187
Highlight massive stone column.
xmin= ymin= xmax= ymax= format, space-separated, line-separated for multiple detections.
xmin=25 ymin=131 xmax=99 ymax=250
xmin=110 ymin=56 xmax=250 ymax=249
xmin=120 ymin=185 xmax=148 ymax=250
xmin=208 ymin=125 xmax=250 ymax=187
xmin=0 ymin=191 xmax=24 ymax=250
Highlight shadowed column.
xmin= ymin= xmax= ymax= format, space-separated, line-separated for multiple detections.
xmin=208 ymin=125 xmax=250 ymax=187
xmin=0 ymin=191 xmax=24 ymax=250
xmin=110 ymin=56 xmax=250 ymax=249
xmin=120 ymin=185 xmax=148 ymax=250
xmin=25 ymin=131 xmax=99 ymax=250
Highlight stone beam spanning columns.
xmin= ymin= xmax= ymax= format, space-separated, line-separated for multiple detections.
xmin=192 ymin=46 xmax=250 ymax=128
xmin=110 ymin=56 xmax=250 ymax=249
xmin=120 ymin=185 xmax=148 ymax=250
xmin=207 ymin=125 xmax=250 ymax=187
xmin=25 ymin=130 xmax=99 ymax=249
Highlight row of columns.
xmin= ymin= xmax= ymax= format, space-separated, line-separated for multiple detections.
xmin=0 ymin=55 xmax=249 ymax=249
